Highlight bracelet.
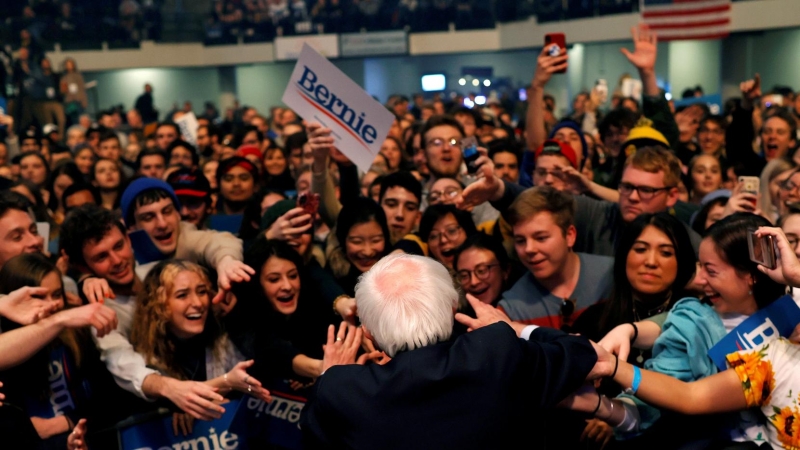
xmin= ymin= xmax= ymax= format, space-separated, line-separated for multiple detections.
xmin=630 ymin=322 xmax=639 ymax=344
xmin=223 ymin=373 xmax=230 ymax=388
xmin=624 ymin=365 xmax=642 ymax=395
xmin=591 ymin=392 xmax=603 ymax=416
xmin=332 ymin=295 xmax=347 ymax=315
xmin=602 ymin=397 xmax=615 ymax=422
xmin=611 ymin=354 xmax=619 ymax=379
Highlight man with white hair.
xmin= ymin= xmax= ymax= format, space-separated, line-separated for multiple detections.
xmin=300 ymin=253 xmax=615 ymax=449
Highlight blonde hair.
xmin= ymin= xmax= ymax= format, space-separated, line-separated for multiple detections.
xmin=624 ymin=146 xmax=682 ymax=188
xmin=130 ymin=259 xmax=220 ymax=379
xmin=506 ymin=185 xmax=575 ymax=234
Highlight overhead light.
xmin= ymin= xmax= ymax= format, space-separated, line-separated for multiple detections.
xmin=475 ymin=95 xmax=486 ymax=105
xmin=464 ymin=98 xmax=475 ymax=108
xmin=665 ymin=92 xmax=673 ymax=101
xmin=472 ymin=79 xmax=480 ymax=87
xmin=458 ymin=78 xmax=466 ymax=86
xmin=483 ymin=79 xmax=491 ymax=87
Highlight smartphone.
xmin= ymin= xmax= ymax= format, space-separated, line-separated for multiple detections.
xmin=739 ymin=176 xmax=759 ymax=209
xmin=297 ymin=192 xmax=320 ymax=217
xmin=763 ymin=94 xmax=784 ymax=108
xmin=544 ymin=33 xmax=567 ymax=74
xmin=461 ymin=136 xmax=480 ymax=174
xmin=748 ymin=229 xmax=777 ymax=270
xmin=595 ymin=79 xmax=608 ymax=104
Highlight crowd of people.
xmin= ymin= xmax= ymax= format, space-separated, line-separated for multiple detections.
xmin=4 ymin=20 xmax=800 ymax=450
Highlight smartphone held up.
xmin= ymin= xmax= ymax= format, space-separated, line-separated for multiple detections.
xmin=748 ymin=229 xmax=778 ymax=270
xmin=461 ymin=136 xmax=480 ymax=174
xmin=544 ymin=33 xmax=567 ymax=74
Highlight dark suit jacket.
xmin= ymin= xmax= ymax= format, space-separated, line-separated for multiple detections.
xmin=300 ymin=323 xmax=597 ymax=449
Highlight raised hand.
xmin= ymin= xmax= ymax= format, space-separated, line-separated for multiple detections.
xmin=621 ymin=24 xmax=657 ymax=73
xmin=532 ymin=45 xmax=568 ymax=89
xmin=754 ymin=226 xmax=800 ymax=287
xmin=740 ymin=73 xmax=762 ymax=103
xmin=307 ymin=122 xmax=335 ymax=161
xmin=0 ymin=286 xmax=56 ymax=325
xmin=57 ymin=303 xmax=118 ymax=337
xmin=265 ymin=207 xmax=313 ymax=242
xmin=213 ymin=257 xmax=255 ymax=304
xmin=321 ymin=321 xmax=363 ymax=373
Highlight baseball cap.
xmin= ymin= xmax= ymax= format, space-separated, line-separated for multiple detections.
xmin=167 ymin=167 xmax=211 ymax=199
xmin=535 ymin=139 xmax=579 ymax=169
xmin=43 ymin=124 xmax=59 ymax=135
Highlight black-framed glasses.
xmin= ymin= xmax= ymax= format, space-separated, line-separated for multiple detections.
xmin=426 ymin=138 xmax=460 ymax=149
xmin=428 ymin=225 xmax=462 ymax=242
xmin=618 ymin=182 xmax=673 ymax=200
xmin=456 ymin=263 xmax=499 ymax=284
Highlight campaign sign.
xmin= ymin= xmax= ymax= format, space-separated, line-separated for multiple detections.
xmin=242 ymin=378 xmax=309 ymax=450
xmin=708 ymin=295 xmax=800 ymax=371
xmin=281 ymin=43 xmax=394 ymax=172
xmin=175 ymin=112 xmax=199 ymax=148
xmin=120 ymin=399 xmax=246 ymax=450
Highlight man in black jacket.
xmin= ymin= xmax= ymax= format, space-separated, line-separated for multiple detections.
xmin=300 ymin=253 xmax=614 ymax=449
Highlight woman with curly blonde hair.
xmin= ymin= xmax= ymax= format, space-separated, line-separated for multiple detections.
xmin=130 ymin=259 xmax=271 ymax=412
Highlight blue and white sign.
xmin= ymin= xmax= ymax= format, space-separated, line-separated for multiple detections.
xmin=282 ymin=44 xmax=395 ymax=172
xmin=708 ymin=295 xmax=800 ymax=371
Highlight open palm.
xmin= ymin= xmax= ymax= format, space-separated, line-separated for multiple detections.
xmin=621 ymin=24 xmax=657 ymax=72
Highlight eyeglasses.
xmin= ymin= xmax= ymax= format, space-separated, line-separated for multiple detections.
xmin=428 ymin=225 xmax=462 ymax=242
xmin=428 ymin=187 xmax=461 ymax=203
xmin=456 ymin=263 xmax=499 ymax=284
xmin=426 ymin=138 xmax=461 ymax=149
xmin=618 ymin=182 xmax=673 ymax=200
xmin=780 ymin=178 xmax=800 ymax=193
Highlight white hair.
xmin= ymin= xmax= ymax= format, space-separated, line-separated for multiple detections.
xmin=355 ymin=253 xmax=458 ymax=357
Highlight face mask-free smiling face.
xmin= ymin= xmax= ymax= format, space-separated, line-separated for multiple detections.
xmin=260 ymin=256 xmax=301 ymax=316
xmin=167 ymin=269 xmax=211 ymax=339
xmin=133 ymin=196 xmax=181 ymax=255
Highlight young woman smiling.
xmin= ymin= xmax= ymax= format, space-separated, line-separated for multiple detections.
xmin=589 ymin=213 xmax=786 ymax=447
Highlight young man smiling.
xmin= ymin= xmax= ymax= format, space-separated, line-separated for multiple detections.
xmin=60 ymin=205 xmax=229 ymax=420
xmin=498 ymin=186 xmax=613 ymax=329
xmin=116 ymin=178 xmax=253 ymax=301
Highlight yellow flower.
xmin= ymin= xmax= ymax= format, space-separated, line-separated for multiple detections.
xmin=770 ymin=406 xmax=800 ymax=449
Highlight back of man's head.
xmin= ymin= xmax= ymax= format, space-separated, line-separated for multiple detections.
xmin=624 ymin=146 xmax=682 ymax=189
xmin=60 ymin=204 xmax=125 ymax=267
xmin=355 ymin=253 xmax=457 ymax=357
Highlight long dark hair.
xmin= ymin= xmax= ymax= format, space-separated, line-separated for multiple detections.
xmin=46 ymin=161 xmax=84 ymax=211
xmin=599 ymin=213 xmax=696 ymax=332
xmin=335 ymin=197 xmax=391 ymax=270
xmin=236 ymin=237 xmax=307 ymax=317
xmin=705 ymin=213 xmax=785 ymax=309
xmin=0 ymin=253 xmax=81 ymax=398
xmin=419 ymin=204 xmax=477 ymax=242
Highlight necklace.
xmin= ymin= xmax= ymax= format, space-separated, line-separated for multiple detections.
xmin=631 ymin=294 xmax=672 ymax=364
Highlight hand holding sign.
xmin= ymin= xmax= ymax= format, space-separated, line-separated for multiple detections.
xmin=282 ymin=44 xmax=394 ymax=172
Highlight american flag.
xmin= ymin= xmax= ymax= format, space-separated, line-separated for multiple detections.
xmin=642 ymin=0 xmax=732 ymax=41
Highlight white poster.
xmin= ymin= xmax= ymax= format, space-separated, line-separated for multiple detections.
xmin=174 ymin=112 xmax=199 ymax=148
xmin=281 ymin=44 xmax=394 ymax=172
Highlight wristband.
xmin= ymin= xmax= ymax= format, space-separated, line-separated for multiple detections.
xmin=592 ymin=392 xmax=603 ymax=416
xmin=630 ymin=322 xmax=639 ymax=344
xmin=624 ymin=365 xmax=642 ymax=395
xmin=611 ymin=354 xmax=619 ymax=379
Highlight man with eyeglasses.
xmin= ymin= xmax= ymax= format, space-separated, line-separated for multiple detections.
xmin=460 ymin=146 xmax=701 ymax=257
xmin=428 ymin=177 xmax=499 ymax=225
xmin=532 ymin=139 xmax=578 ymax=192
